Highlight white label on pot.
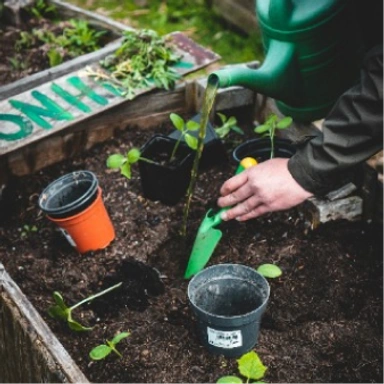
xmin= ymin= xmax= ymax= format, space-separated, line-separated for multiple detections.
xmin=59 ymin=228 xmax=77 ymax=248
xmin=207 ymin=327 xmax=242 ymax=349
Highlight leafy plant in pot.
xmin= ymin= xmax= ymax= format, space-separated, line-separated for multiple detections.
xmin=232 ymin=113 xmax=296 ymax=163
xmin=106 ymin=113 xmax=199 ymax=206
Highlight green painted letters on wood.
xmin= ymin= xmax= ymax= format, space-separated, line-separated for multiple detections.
xmin=9 ymin=90 xmax=74 ymax=129
xmin=0 ymin=114 xmax=33 ymax=141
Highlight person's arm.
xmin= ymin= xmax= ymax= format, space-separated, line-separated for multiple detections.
xmin=218 ymin=45 xmax=383 ymax=221
xmin=288 ymin=45 xmax=383 ymax=195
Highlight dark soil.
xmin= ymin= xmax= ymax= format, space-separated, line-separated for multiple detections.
xmin=0 ymin=121 xmax=383 ymax=383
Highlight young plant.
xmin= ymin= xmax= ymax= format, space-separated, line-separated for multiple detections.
xmin=48 ymin=282 xmax=122 ymax=331
xmin=217 ymin=351 xmax=267 ymax=383
xmin=106 ymin=113 xmax=199 ymax=178
xmin=169 ymin=113 xmax=199 ymax=161
xmin=89 ymin=331 xmax=130 ymax=360
xmin=106 ymin=147 xmax=154 ymax=179
xmin=254 ymin=114 xmax=292 ymax=158
xmin=214 ymin=113 xmax=244 ymax=139
xmin=20 ymin=224 xmax=38 ymax=239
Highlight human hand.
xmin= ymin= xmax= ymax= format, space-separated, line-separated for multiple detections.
xmin=217 ymin=158 xmax=313 ymax=221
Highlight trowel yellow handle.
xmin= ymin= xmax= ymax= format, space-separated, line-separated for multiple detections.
xmin=237 ymin=157 xmax=258 ymax=173
xmin=211 ymin=157 xmax=258 ymax=226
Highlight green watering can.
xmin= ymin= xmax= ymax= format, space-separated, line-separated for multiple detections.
xmin=209 ymin=0 xmax=365 ymax=122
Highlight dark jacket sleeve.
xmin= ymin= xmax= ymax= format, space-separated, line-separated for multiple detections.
xmin=288 ymin=45 xmax=383 ymax=195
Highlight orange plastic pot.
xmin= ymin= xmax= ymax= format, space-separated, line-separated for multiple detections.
xmin=47 ymin=187 xmax=115 ymax=253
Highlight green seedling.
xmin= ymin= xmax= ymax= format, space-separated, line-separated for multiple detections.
xmin=48 ymin=282 xmax=122 ymax=331
xmin=217 ymin=351 xmax=267 ymax=383
xmin=106 ymin=147 xmax=155 ymax=179
xmin=254 ymin=114 xmax=292 ymax=158
xmin=214 ymin=113 xmax=244 ymax=139
xmin=169 ymin=113 xmax=199 ymax=161
xmin=87 ymin=29 xmax=181 ymax=99
xmin=89 ymin=331 xmax=130 ymax=360
xmin=257 ymin=263 xmax=282 ymax=279
xmin=106 ymin=113 xmax=198 ymax=179
xmin=20 ymin=224 xmax=38 ymax=239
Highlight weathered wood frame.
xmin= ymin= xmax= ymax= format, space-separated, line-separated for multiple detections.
xmin=0 ymin=263 xmax=89 ymax=383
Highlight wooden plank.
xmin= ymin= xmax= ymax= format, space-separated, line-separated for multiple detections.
xmin=212 ymin=0 xmax=258 ymax=34
xmin=6 ymin=85 xmax=188 ymax=176
xmin=0 ymin=263 xmax=89 ymax=383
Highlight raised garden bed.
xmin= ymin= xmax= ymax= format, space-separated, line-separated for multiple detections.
xmin=0 ymin=110 xmax=382 ymax=382
xmin=0 ymin=0 xmax=129 ymax=98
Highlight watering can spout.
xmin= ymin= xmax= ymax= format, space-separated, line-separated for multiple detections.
xmin=209 ymin=39 xmax=299 ymax=105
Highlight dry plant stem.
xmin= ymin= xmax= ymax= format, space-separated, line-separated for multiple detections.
xmin=181 ymin=79 xmax=219 ymax=237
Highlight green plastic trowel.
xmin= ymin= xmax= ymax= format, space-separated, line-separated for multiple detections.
xmin=184 ymin=157 xmax=257 ymax=279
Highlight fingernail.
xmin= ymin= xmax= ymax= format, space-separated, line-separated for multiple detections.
xmin=220 ymin=212 xmax=227 ymax=221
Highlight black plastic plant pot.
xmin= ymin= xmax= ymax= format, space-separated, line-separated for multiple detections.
xmin=138 ymin=134 xmax=194 ymax=206
xmin=233 ymin=137 xmax=296 ymax=163
xmin=168 ymin=113 xmax=227 ymax=169
xmin=38 ymin=170 xmax=99 ymax=219
xmin=188 ymin=263 xmax=270 ymax=358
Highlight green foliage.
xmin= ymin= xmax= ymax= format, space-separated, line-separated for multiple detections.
xmin=254 ymin=114 xmax=293 ymax=159
xmin=15 ymin=19 xmax=106 ymax=68
xmin=48 ymin=282 xmax=122 ymax=331
xmin=88 ymin=29 xmax=181 ymax=99
xmin=106 ymin=147 xmax=154 ymax=180
xmin=20 ymin=224 xmax=38 ymax=239
xmin=28 ymin=0 xmax=57 ymax=19
xmin=169 ymin=113 xmax=199 ymax=161
xmin=7 ymin=57 xmax=26 ymax=70
xmin=89 ymin=331 xmax=130 ymax=360
xmin=214 ymin=113 xmax=244 ymax=139
xmin=217 ymin=351 xmax=267 ymax=383
xmin=257 ymin=264 xmax=282 ymax=279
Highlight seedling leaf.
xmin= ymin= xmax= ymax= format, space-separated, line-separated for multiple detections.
xmin=68 ymin=318 xmax=92 ymax=332
xmin=237 ymin=351 xmax=267 ymax=381
xmin=185 ymin=133 xmax=198 ymax=150
xmin=111 ymin=331 xmax=130 ymax=344
xmin=89 ymin=344 xmax=112 ymax=360
xmin=107 ymin=154 xmax=126 ymax=169
xmin=217 ymin=376 xmax=243 ymax=383
xmin=254 ymin=124 xmax=270 ymax=134
xmin=127 ymin=148 xmax=141 ymax=163
xmin=257 ymin=264 xmax=282 ymax=278
xmin=186 ymin=120 xmax=200 ymax=131
xmin=276 ymin=116 xmax=292 ymax=129
xmin=170 ymin=113 xmax=184 ymax=131
xmin=231 ymin=126 xmax=245 ymax=135
xmin=120 ymin=162 xmax=132 ymax=179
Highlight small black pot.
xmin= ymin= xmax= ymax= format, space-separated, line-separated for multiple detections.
xmin=188 ymin=264 xmax=270 ymax=357
xmin=233 ymin=137 xmax=296 ymax=163
xmin=138 ymin=134 xmax=194 ymax=206
xmin=38 ymin=170 xmax=99 ymax=219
